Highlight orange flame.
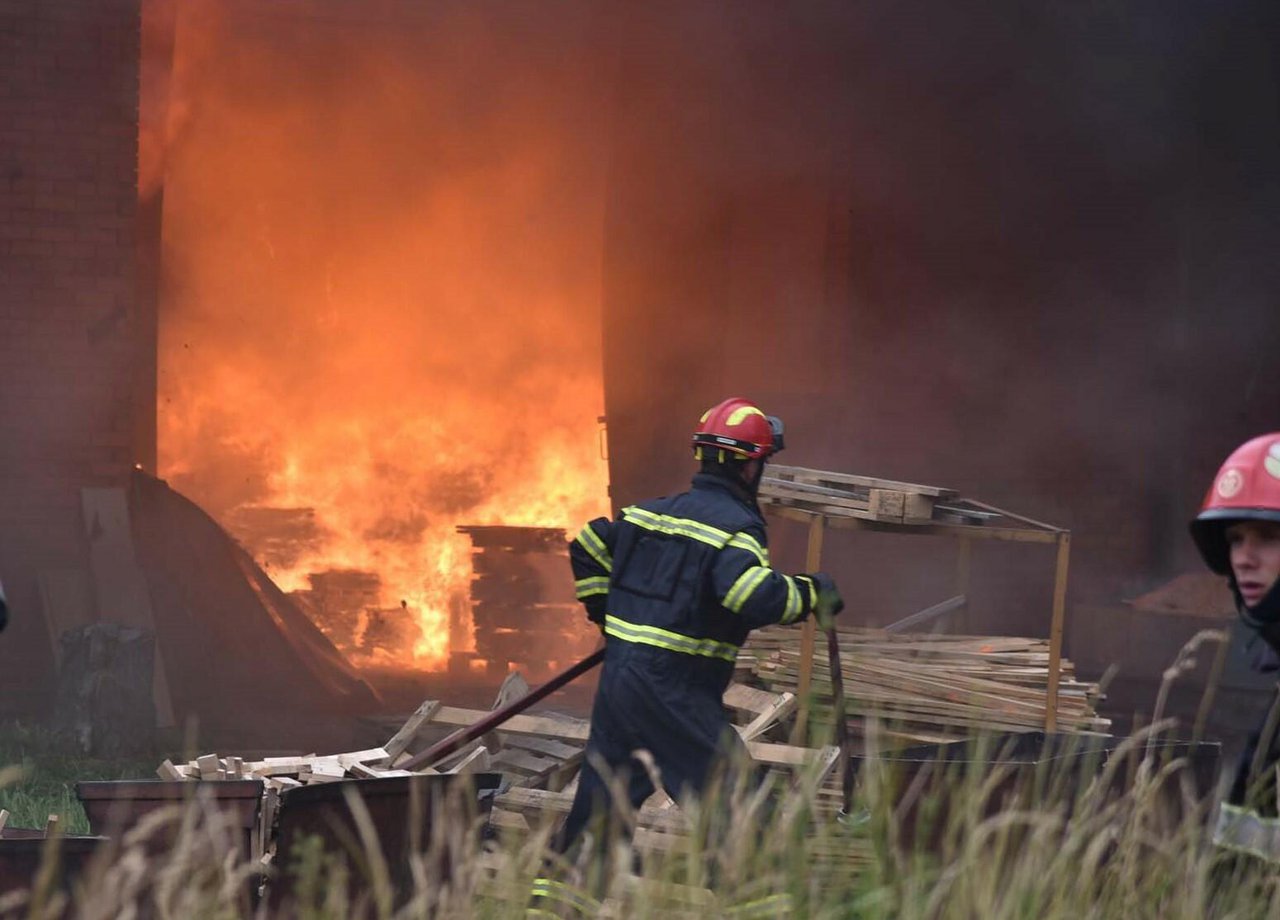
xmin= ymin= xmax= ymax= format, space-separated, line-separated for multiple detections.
xmin=154 ymin=0 xmax=611 ymax=669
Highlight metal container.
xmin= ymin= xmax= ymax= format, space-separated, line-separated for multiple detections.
xmin=75 ymin=779 xmax=264 ymax=859
xmin=0 ymin=827 xmax=108 ymax=897
xmin=269 ymin=772 xmax=501 ymax=911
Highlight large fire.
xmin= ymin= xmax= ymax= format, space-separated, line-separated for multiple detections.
xmin=151 ymin=0 xmax=611 ymax=669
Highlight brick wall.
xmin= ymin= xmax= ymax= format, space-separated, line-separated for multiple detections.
xmin=0 ymin=0 xmax=145 ymax=712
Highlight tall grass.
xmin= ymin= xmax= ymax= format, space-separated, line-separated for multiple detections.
xmin=1 ymin=728 xmax=1272 ymax=919
xmin=2 ymin=630 xmax=1277 ymax=918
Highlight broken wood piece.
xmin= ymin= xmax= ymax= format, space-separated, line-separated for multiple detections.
xmin=156 ymin=758 xmax=185 ymax=782
xmin=739 ymin=691 xmax=797 ymax=742
xmin=246 ymin=757 xmax=312 ymax=777
xmin=384 ymin=700 xmax=442 ymax=762
xmin=196 ymin=753 xmax=221 ymax=780
xmin=723 ymin=683 xmax=786 ymax=715
xmin=444 ymin=745 xmax=492 ymax=775
xmin=431 ymin=742 xmax=484 ymax=774
xmin=336 ymin=747 xmax=390 ymax=771
xmin=501 ymin=734 xmax=582 ymax=762
xmin=306 ymin=760 xmax=346 ymax=783
xmin=44 ymin=815 xmax=58 ymax=838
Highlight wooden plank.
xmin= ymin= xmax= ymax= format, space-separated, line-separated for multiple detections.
xmin=723 ymin=683 xmax=785 ymax=715
xmin=746 ymin=741 xmax=839 ymax=768
xmin=336 ymin=747 xmax=390 ymax=770
xmin=501 ymin=734 xmax=582 ymax=762
xmin=196 ymin=753 xmax=221 ymax=780
xmin=445 ymin=746 xmax=492 ymax=775
xmin=1045 ymin=533 xmax=1071 ymax=732
xmin=759 ymin=478 xmax=871 ymax=512
xmin=491 ymin=747 xmax=561 ymax=779
xmin=80 ymin=488 xmax=174 ymax=727
xmin=384 ymin=699 xmax=441 ymax=762
xmin=430 ymin=706 xmax=589 ymax=742
xmin=739 ymin=692 xmax=796 ymax=742
xmin=792 ymin=514 xmax=824 ymax=744
xmin=767 ymin=464 xmax=955 ymax=497
xmin=156 ymin=758 xmax=184 ymax=781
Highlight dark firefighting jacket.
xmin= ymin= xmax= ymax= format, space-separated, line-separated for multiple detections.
xmin=569 ymin=471 xmax=818 ymax=694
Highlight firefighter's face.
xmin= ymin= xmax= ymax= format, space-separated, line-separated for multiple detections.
xmin=1227 ymin=521 xmax=1280 ymax=608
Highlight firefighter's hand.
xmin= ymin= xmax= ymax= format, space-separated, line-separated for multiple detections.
xmin=807 ymin=572 xmax=844 ymax=630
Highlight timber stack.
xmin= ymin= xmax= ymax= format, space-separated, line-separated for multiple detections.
xmin=739 ymin=625 xmax=1110 ymax=743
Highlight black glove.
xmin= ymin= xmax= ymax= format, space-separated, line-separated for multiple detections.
xmin=805 ymin=572 xmax=844 ymax=628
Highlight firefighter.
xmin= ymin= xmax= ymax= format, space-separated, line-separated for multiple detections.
xmin=550 ymin=397 xmax=844 ymax=875
xmin=1190 ymin=433 xmax=1280 ymax=857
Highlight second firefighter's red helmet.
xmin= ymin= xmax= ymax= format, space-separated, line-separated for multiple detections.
xmin=1190 ymin=433 xmax=1280 ymax=574
xmin=692 ymin=397 xmax=785 ymax=460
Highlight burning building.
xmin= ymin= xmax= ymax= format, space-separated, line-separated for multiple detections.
xmin=1 ymin=0 xmax=1279 ymax=729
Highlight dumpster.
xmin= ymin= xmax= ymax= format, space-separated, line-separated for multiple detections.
xmin=269 ymin=772 xmax=501 ymax=911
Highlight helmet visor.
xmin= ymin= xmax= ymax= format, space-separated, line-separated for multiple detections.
xmin=767 ymin=416 xmax=785 ymax=454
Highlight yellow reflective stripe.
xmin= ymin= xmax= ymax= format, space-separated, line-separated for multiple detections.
xmin=780 ymin=575 xmax=802 ymax=623
xmin=726 ymin=892 xmax=793 ymax=918
xmin=622 ymin=506 xmax=731 ymax=548
xmin=574 ymin=576 xmax=609 ymax=599
xmin=724 ymin=566 xmax=769 ymax=613
xmin=727 ymin=531 xmax=769 ymax=566
xmin=575 ymin=525 xmax=612 ymax=573
xmin=604 ymin=615 xmax=739 ymax=662
xmin=529 ymin=878 xmax=601 ymax=914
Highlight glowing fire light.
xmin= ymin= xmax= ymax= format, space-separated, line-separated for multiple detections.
xmin=153 ymin=0 xmax=611 ymax=669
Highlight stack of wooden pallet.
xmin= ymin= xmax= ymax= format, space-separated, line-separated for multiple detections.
xmin=739 ymin=625 xmax=1110 ymax=743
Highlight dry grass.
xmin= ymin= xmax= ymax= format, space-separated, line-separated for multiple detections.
xmin=2 ymin=631 xmax=1277 ymax=918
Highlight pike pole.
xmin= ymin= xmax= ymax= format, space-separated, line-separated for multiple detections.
xmin=400 ymin=648 xmax=604 ymax=772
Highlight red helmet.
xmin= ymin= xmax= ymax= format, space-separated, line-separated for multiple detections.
xmin=692 ymin=397 xmax=784 ymax=460
xmin=1190 ymin=433 xmax=1280 ymax=574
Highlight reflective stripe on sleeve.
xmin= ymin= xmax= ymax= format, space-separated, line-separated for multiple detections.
xmin=780 ymin=574 xmax=804 ymax=624
xmin=727 ymin=531 xmax=769 ymax=566
xmin=724 ymin=566 xmax=770 ymax=613
xmin=574 ymin=576 xmax=610 ymax=600
xmin=603 ymin=615 xmax=739 ymax=662
xmin=574 ymin=524 xmax=613 ymax=573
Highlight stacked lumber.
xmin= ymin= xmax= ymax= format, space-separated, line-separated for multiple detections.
xmin=739 ymin=625 xmax=1110 ymax=742
xmin=458 ymin=526 xmax=599 ymax=677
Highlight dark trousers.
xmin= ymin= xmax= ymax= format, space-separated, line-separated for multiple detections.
xmin=552 ymin=646 xmax=754 ymax=861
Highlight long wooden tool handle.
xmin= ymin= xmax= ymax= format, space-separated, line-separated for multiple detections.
xmin=825 ymin=626 xmax=854 ymax=814
xmin=400 ymin=648 xmax=605 ymax=772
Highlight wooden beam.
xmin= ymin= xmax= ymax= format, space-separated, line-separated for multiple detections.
xmin=384 ymin=699 xmax=441 ymax=762
xmin=1044 ymin=533 xmax=1071 ymax=732
xmin=791 ymin=514 xmax=824 ymax=744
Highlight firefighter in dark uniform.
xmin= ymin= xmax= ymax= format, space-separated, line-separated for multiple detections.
xmin=550 ymin=397 xmax=844 ymax=870
xmin=1190 ymin=433 xmax=1280 ymax=857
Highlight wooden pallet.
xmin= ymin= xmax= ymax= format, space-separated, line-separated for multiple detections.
xmin=760 ymin=464 xmax=958 ymax=524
